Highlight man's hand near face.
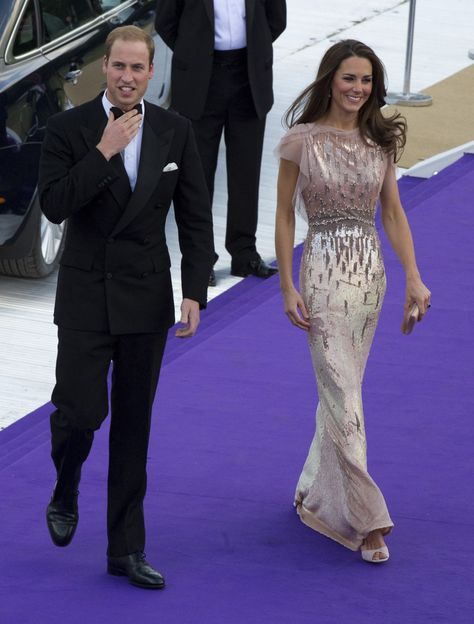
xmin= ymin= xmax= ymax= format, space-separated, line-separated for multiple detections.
xmin=96 ymin=109 xmax=142 ymax=161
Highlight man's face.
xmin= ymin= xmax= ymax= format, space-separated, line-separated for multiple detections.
xmin=102 ymin=39 xmax=154 ymax=110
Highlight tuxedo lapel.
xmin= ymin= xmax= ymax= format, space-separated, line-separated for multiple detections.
xmin=109 ymin=153 xmax=132 ymax=203
xmin=110 ymin=111 xmax=174 ymax=237
xmin=245 ymin=0 xmax=255 ymax=31
xmin=79 ymin=98 xmax=131 ymax=210
xmin=203 ymin=0 xmax=214 ymax=26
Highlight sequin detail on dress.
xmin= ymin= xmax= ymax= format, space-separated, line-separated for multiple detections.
xmin=276 ymin=124 xmax=394 ymax=550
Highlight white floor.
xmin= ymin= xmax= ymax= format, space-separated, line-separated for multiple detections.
xmin=1 ymin=0 xmax=473 ymax=428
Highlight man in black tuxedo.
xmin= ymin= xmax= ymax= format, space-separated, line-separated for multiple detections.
xmin=155 ymin=0 xmax=286 ymax=285
xmin=39 ymin=25 xmax=214 ymax=589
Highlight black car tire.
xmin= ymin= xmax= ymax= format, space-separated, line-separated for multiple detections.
xmin=0 ymin=196 xmax=66 ymax=278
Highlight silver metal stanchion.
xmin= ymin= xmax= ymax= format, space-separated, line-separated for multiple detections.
xmin=385 ymin=0 xmax=432 ymax=107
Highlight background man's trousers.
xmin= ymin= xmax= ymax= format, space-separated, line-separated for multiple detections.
xmin=190 ymin=49 xmax=266 ymax=266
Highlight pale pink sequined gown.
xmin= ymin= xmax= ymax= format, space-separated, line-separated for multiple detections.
xmin=276 ymin=123 xmax=394 ymax=550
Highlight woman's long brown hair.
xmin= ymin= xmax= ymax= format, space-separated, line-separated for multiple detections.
xmin=285 ymin=40 xmax=406 ymax=161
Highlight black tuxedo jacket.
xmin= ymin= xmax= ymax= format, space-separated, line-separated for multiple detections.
xmin=39 ymin=95 xmax=214 ymax=335
xmin=155 ymin=0 xmax=287 ymax=119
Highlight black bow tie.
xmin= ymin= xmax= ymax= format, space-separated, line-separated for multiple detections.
xmin=110 ymin=103 xmax=142 ymax=119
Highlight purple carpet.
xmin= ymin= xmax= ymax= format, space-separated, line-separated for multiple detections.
xmin=1 ymin=155 xmax=473 ymax=623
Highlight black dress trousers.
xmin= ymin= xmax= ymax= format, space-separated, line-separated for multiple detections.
xmin=190 ymin=49 xmax=266 ymax=266
xmin=50 ymin=326 xmax=167 ymax=556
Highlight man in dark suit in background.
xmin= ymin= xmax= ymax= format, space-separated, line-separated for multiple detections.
xmin=39 ymin=25 xmax=214 ymax=589
xmin=155 ymin=0 xmax=287 ymax=285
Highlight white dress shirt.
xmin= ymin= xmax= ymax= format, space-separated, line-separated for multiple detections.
xmin=213 ymin=0 xmax=247 ymax=50
xmin=102 ymin=91 xmax=144 ymax=191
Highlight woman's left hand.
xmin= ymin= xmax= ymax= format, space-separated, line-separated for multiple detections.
xmin=405 ymin=275 xmax=431 ymax=320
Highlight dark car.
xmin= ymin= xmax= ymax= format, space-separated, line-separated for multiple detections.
xmin=0 ymin=0 xmax=170 ymax=277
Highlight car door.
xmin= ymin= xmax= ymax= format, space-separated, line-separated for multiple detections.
xmin=0 ymin=0 xmax=53 ymax=246
xmin=39 ymin=0 xmax=109 ymax=109
xmin=40 ymin=0 xmax=162 ymax=110
xmin=0 ymin=0 xmax=168 ymax=276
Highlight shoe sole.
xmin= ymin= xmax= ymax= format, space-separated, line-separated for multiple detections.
xmin=230 ymin=270 xmax=277 ymax=278
xmin=129 ymin=579 xmax=165 ymax=589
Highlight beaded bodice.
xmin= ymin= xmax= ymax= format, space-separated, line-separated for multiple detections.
xmin=301 ymin=127 xmax=387 ymax=227
xmin=276 ymin=123 xmax=391 ymax=228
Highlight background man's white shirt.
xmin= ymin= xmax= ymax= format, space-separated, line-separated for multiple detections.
xmin=213 ymin=0 xmax=247 ymax=50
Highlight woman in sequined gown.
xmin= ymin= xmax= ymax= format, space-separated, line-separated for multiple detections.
xmin=275 ymin=40 xmax=431 ymax=562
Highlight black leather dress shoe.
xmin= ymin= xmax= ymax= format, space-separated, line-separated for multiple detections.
xmin=231 ymin=258 xmax=278 ymax=279
xmin=209 ymin=267 xmax=217 ymax=287
xmin=107 ymin=552 xmax=165 ymax=589
xmin=46 ymin=490 xmax=79 ymax=547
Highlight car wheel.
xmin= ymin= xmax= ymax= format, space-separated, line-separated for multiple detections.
xmin=0 ymin=196 xmax=66 ymax=278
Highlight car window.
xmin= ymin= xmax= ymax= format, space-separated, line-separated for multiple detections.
xmin=97 ymin=1 xmax=131 ymax=11
xmin=38 ymin=0 xmax=101 ymax=43
xmin=12 ymin=0 xmax=39 ymax=57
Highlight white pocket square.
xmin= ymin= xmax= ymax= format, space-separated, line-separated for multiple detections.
xmin=163 ymin=162 xmax=178 ymax=172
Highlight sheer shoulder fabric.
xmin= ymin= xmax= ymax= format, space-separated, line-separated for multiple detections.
xmin=275 ymin=124 xmax=397 ymax=223
xmin=274 ymin=123 xmax=314 ymax=222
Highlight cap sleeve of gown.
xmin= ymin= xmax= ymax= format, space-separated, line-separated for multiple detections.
xmin=274 ymin=124 xmax=311 ymax=222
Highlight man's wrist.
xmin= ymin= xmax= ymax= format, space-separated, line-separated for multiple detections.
xmin=96 ymin=143 xmax=113 ymax=161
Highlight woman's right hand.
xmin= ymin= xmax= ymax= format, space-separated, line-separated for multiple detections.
xmin=282 ymin=287 xmax=310 ymax=331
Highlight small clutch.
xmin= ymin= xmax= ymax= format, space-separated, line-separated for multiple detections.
xmin=401 ymin=303 xmax=420 ymax=335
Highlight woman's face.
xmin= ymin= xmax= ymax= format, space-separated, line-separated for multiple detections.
xmin=329 ymin=56 xmax=373 ymax=116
